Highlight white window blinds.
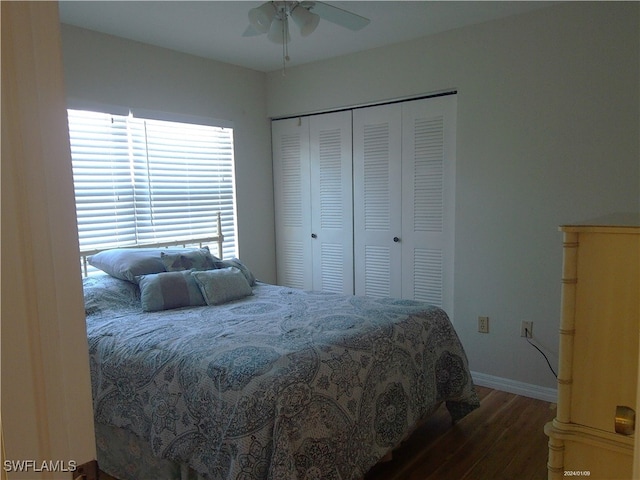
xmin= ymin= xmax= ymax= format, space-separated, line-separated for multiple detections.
xmin=67 ymin=109 xmax=236 ymax=258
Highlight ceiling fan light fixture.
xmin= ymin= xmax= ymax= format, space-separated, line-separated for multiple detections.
xmin=243 ymin=0 xmax=371 ymax=74
xmin=248 ymin=2 xmax=276 ymax=34
xmin=267 ymin=16 xmax=290 ymax=44
xmin=291 ymin=5 xmax=320 ymax=37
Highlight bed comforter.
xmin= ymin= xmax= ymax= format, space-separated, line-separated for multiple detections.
xmin=85 ymin=277 xmax=479 ymax=480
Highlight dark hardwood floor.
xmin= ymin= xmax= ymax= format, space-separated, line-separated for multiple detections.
xmin=99 ymin=386 xmax=556 ymax=480
xmin=365 ymin=386 xmax=556 ymax=480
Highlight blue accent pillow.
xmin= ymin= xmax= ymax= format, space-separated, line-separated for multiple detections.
xmin=161 ymin=247 xmax=217 ymax=271
xmin=192 ymin=267 xmax=253 ymax=306
xmin=138 ymin=270 xmax=206 ymax=312
xmin=213 ymin=258 xmax=256 ymax=286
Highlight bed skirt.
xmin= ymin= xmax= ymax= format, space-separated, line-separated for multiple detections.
xmin=96 ymin=423 xmax=204 ymax=480
xmin=96 ymin=401 xmax=446 ymax=480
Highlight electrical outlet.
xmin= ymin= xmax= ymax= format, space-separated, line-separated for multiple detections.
xmin=478 ymin=316 xmax=489 ymax=333
xmin=521 ymin=321 xmax=533 ymax=338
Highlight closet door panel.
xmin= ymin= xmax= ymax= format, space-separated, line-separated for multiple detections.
xmin=309 ymin=111 xmax=354 ymax=294
xmin=401 ymin=95 xmax=456 ymax=314
xmin=353 ymin=104 xmax=402 ymax=298
xmin=273 ymin=117 xmax=312 ymax=289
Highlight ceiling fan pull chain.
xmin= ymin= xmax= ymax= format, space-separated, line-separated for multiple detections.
xmin=281 ymin=19 xmax=286 ymax=75
xmin=282 ymin=9 xmax=289 ymax=76
xmin=285 ymin=15 xmax=290 ymax=62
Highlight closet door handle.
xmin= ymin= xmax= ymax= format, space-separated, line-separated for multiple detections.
xmin=393 ymin=237 xmax=400 ymax=243
xmin=311 ymin=233 xmax=317 ymax=239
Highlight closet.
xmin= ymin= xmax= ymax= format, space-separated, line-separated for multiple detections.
xmin=272 ymin=94 xmax=456 ymax=313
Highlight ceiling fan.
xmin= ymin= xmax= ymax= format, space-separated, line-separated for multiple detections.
xmin=244 ymin=1 xmax=370 ymax=56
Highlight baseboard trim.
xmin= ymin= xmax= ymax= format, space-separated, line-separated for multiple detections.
xmin=471 ymin=371 xmax=558 ymax=403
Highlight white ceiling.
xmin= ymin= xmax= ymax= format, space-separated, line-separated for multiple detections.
xmin=58 ymin=1 xmax=556 ymax=73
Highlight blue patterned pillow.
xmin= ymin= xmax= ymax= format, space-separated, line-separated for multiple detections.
xmin=192 ymin=267 xmax=253 ymax=306
xmin=138 ymin=270 xmax=206 ymax=312
xmin=161 ymin=247 xmax=217 ymax=271
xmin=213 ymin=258 xmax=256 ymax=286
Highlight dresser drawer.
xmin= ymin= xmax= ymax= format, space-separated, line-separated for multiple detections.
xmin=569 ymin=232 xmax=639 ymax=433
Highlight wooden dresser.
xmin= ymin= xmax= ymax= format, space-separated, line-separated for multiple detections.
xmin=545 ymin=218 xmax=639 ymax=479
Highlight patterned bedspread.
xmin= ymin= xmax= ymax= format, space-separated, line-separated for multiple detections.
xmin=85 ymin=276 xmax=479 ymax=480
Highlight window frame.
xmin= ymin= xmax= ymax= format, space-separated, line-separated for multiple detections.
xmin=66 ymin=104 xmax=237 ymax=264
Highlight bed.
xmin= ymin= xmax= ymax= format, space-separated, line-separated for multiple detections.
xmin=82 ymin=237 xmax=479 ymax=480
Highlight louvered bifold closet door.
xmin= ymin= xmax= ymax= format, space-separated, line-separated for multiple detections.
xmin=401 ymin=96 xmax=456 ymax=315
xmin=273 ymin=117 xmax=312 ymax=289
xmin=353 ymin=104 xmax=403 ymax=298
xmin=309 ymin=111 xmax=353 ymax=294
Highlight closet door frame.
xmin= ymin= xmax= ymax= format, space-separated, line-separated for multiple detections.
xmin=273 ymin=92 xmax=456 ymax=310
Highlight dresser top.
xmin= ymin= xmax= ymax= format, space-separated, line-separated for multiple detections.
xmin=560 ymin=212 xmax=640 ymax=233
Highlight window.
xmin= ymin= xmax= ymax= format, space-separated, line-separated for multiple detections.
xmin=67 ymin=109 xmax=236 ymax=259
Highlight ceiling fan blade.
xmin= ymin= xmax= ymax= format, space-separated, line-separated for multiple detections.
xmin=302 ymin=1 xmax=370 ymax=31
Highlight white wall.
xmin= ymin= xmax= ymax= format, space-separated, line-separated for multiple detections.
xmin=60 ymin=25 xmax=276 ymax=283
xmin=266 ymin=2 xmax=640 ymax=390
